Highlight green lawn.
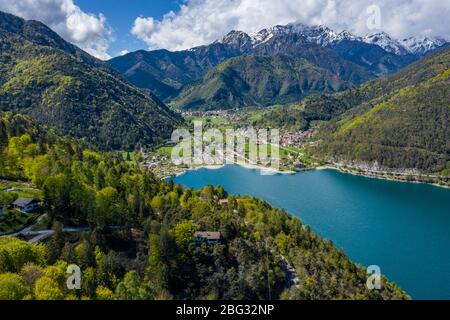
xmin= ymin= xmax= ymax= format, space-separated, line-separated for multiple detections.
xmin=0 ymin=182 xmax=42 ymax=234
xmin=0 ymin=182 xmax=43 ymax=209
xmin=156 ymin=146 xmax=174 ymax=158
xmin=245 ymin=110 xmax=266 ymax=122
xmin=13 ymin=188 xmax=43 ymax=200
xmin=0 ymin=210 xmax=38 ymax=234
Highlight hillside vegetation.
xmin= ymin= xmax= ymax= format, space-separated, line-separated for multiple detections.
xmin=108 ymin=46 xmax=241 ymax=101
xmin=0 ymin=11 xmax=182 ymax=150
xmin=312 ymin=48 xmax=450 ymax=173
xmin=256 ymin=47 xmax=450 ymax=174
xmin=0 ymin=112 xmax=408 ymax=300
xmin=170 ymin=54 xmax=350 ymax=110
xmin=109 ymin=25 xmax=425 ymax=108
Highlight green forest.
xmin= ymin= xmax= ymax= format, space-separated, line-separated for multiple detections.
xmin=255 ymin=47 xmax=450 ymax=175
xmin=170 ymin=54 xmax=350 ymax=110
xmin=0 ymin=11 xmax=182 ymax=151
xmin=0 ymin=112 xmax=408 ymax=300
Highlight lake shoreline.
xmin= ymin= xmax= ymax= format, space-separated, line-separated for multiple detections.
xmin=164 ymin=162 xmax=449 ymax=189
xmin=169 ymin=163 xmax=295 ymax=179
xmin=173 ymin=164 xmax=450 ymax=299
xmin=316 ymin=165 xmax=450 ymax=189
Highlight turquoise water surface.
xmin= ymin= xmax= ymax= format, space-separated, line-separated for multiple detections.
xmin=172 ymin=165 xmax=450 ymax=299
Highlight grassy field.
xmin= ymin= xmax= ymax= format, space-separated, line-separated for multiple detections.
xmin=1 ymin=181 xmax=43 ymax=207
xmin=156 ymin=146 xmax=174 ymax=158
xmin=0 ymin=210 xmax=38 ymax=234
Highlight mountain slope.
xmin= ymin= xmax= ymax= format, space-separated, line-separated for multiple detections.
xmin=109 ymin=23 xmax=438 ymax=108
xmin=0 ymin=111 xmax=409 ymax=300
xmin=110 ymin=23 xmax=420 ymax=105
xmin=0 ymin=11 xmax=182 ymax=150
xmin=108 ymin=45 xmax=240 ymax=101
xmin=0 ymin=11 xmax=104 ymax=68
xmin=312 ymin=47 xmax=450 ymax=173
xmin=170 ymin=54 xmax=351 ymax=110
xmin=329 ymin=40 xmax=418 ymax=76
xmin=242 ymin=24 xmax=420 ymax=76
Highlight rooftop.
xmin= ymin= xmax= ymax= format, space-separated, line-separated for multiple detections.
xmin=195 ymin=231 xmax=221 ymax=240
xmin=12 ymin=198 xmax=37 ymax=207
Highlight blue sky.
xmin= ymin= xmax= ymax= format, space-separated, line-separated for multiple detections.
xmin=0 ymin=0 xmax=448 ymax=60
xmin=75 ymin=0 xmax=181 ymax=55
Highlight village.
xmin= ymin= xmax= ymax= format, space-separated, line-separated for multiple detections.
xmin=135 ymin=123 xmax=317 ymax=178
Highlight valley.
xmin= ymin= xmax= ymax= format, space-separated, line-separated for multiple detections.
xmin=0 ymin=7 xmax=448 ymax=302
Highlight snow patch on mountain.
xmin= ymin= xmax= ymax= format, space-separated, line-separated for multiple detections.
xmin=248 ymin=23 xmax=360 ymax=48
xmin=399 ymin=37 xmax=449 ymax=55
xmin=363 ymin=32 xmax=409 ymax=55
xmin=217 ymin=23 xmax=449 ymax=56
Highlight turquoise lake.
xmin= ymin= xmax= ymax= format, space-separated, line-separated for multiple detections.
xmin=172 ymin=165 xmax=450 ymax=300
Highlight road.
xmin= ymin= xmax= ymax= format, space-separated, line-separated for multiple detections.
xmin=2 ymin=216 xmax=90 ymax=243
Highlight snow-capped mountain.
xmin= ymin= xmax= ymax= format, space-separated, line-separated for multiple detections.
xmin=363 ymin=32 xmax=449 ymax=56
xmin=363 ymin=32 xmax=410 ymax=56
xmin=251 ymin=23 xmax=362 ymax=47
xmin=219 ymin=30 xmax=253 ymax=51
xmin=218 ymin=23 xmax=449 ymax=57
xmin=219 ymin=23 xmax=360 ymax=49
xmin=399 ymin=37 xmax=449 ymax=55
xmin=111 ymin=21 xmax=449 ymax=102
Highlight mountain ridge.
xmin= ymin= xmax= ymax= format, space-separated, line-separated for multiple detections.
xmin=218 ymin=23 xmax=449 ymax=56
xmin=312 ymin=47 xmax=450 ymax=173
xmin=109 ymin=22 xmax=445 ymax=107
xmin=0 ymin=10 xmax=182 ymax=150
xmin=170 ymin=54 xmax=350 ymax=110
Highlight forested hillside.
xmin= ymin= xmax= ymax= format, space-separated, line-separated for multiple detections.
xmin=312 ymin=48 xmax=450 ymax=173
xmin=255 ymin=47 xmax=450 ymax=174
xmin=0 ymin=11 xmax=182 ymax=150
xmin=170 ymin=54 xmax=350 ymax=110
xmin=0 ymin=112 xmax=408 ymax=300
xmin=108 ymin=45 xmax=241 ymax=101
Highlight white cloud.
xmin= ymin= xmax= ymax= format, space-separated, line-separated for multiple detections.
xmin=118 ymin=50 xmax=130 ymax=56
xmin=131 ymin=17 xmax=156 ymax=44
xmin=131 ymin=0 xmax=450 ymax=51
xmin=0 ymin=0 xmax=112 ymax=60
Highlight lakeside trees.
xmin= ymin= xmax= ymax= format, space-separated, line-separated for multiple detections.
xmin=0 ymin=112 xmax=408 ymax=300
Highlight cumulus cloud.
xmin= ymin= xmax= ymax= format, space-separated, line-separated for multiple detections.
xmin=118 ymin=50 xmax=130 ymax=56
xmin=131 ymin=0 xmax=450 ymax=51
xmin=0 ymin=0 xmax=112 ymax=60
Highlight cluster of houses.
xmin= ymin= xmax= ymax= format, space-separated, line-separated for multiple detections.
xmin=138 ymin=149 xmax=170 ymax=172
xmin=182 ymin=109 xmax=242 ymax=123
xmin=0 ymin=198 xmax=41 ymax=216
xmin=280 ymin=130 xmax=314 ymax=149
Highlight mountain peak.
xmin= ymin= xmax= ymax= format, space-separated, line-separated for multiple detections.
xmin=399 ymin=36 xmax=449 ymax=55
xmin=363 ymin=31 xmax=449 ymax=56
xmin=0 ymin=9 xmax=103 ymax=67
xmin=363 ymin=32 xmax=409 ymax=55
xmin=217 ymin=30 xmax=254 ymax=51
xmin=216 ymin=22 xmax=448 ymax=56
xmin=223 ymin=23 xmax=366 ymax=50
